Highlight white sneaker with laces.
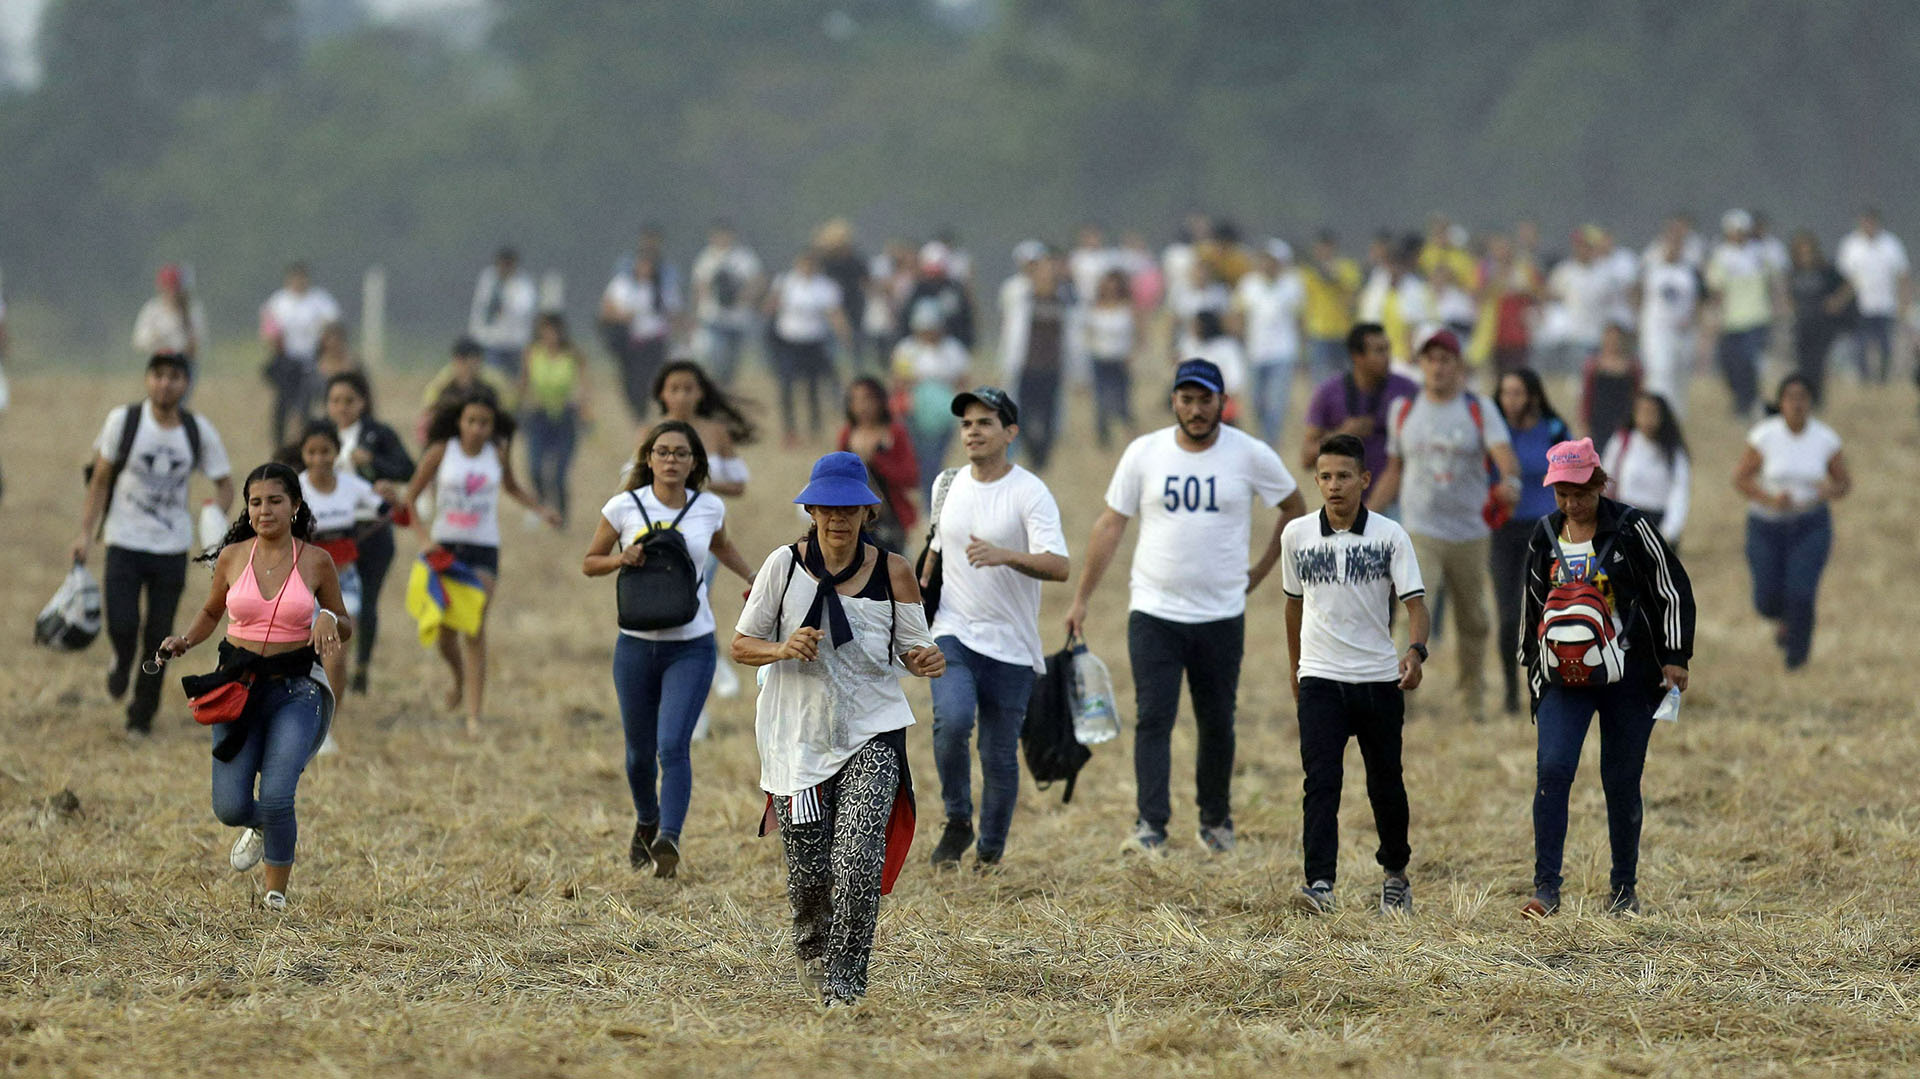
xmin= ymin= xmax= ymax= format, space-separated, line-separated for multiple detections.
xmin=230 ymin=828 xmax=265 ymax=872
xmin=263 ymin=890 xmax=287 ymax=912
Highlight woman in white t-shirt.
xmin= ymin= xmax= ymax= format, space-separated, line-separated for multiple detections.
xmin=1600 ymin=391 xmax=1690 ymax=547
xmin=403 ymin=391 xmax=559 ymax=735
xmin=296 ymin=419 xmax=389 ymax=749
xmin=764 ymin=250 xmax=851 ymax=446
xmin=583 ymin=421 xmax=754 ymax=879
xmin=1085 ymin=269 xmax=1139 ymax=449
xmin=1733 ymin=375 xmax=1850 ymax=670
xmin=731 ymin=451 xmax=945 ymax=1006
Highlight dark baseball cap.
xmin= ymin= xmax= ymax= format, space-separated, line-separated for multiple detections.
xmin=146 ymin=352 xmax=192 ymax=375
xmin=951 ymin=386 xmax=1019 ymax=427
xmin=452 ymin=335 xmax=484 ymax=358
xmin=1173 ymin=358 xmax=1224 ymax=394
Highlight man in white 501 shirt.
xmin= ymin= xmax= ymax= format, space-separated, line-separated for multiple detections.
xmin=1067 ymin=358 xmax=1306 ymax=856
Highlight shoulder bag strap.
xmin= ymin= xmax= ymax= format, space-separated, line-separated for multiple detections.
xmin=926 ymin=467 xmax=959 ymax=543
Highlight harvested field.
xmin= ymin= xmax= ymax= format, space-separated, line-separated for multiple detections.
xmin=2 ymin=351 xmax=1917 ymax=1077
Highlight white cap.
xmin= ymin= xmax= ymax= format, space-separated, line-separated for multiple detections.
xmin=1012 ymin=239 xmax=1046 ymax=265
xmin=1721 ymin=209 xmax=1753 ymax=235
xmin=1264 ymin=238 xmax=1293 ymax=263
xmin=918 ymin=241 xmax=951 ymax=272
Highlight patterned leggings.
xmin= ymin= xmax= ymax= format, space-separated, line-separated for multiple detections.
xmin=774 ymin=739 xmax=899 ymax=1004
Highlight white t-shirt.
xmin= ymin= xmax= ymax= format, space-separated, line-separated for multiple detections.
xmin=774 ymin=272 xmax=843 ymax=343
xmin=1836 ymin=230 xmax=1910 ymax=317
xmin=1387 ymin=392 xmax=1512 ymax=542
xmin=692 ymin=244 xmax=762 ymax=327
xmin=469 ymin=267 xmax=538 ymax=350
xmin=1548 ymin=259 xmax=1609 ymax=345
xmin=262 ymin=287 xmax=341 ymax=361
xmin=601 ymin=487 xmax=727 ymax=641
xmin=299 ymin=469 xmax=382 ymax=537
xmin=1746 ymin=416 xmax=1842 ymax=519
xmin=1639 ymin=257 xmax=1700 ymax=334
xmin=1600 ymin=247 xmax=1640 ymax=328
xmin=603 ymin=274 xmax=672 ymax=342
xmin=1083 ymin=304 xmax=1135 ymax=360
xmin=737 ymin=545 xmax=934 ymax=796
xmin=1601 ymin=433 xmax=1690 ymax=541
xmin=1234 ymin=270 xmax=1305 ymax=362
xmin=1281 ymin=508 xmax=1424 ymax=683
xmin=1069 ymin=246 xmax=1117 ymax=305
xmin=928 ymin=466 xmax=1069 ymax=672
xmin=430 ymin=440 xmax=503 ymax=547
xmin=93 ymin=402 xmax=232 ymax=554
xmin=1104 ymin=425 xmax=1299 ymax=623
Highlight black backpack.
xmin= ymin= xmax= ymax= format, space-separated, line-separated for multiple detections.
xmin=82 ymin=402 xmax=203 ymax=538
xmin=1021 ymin=643 xmax=1092 ymax=803
xmin=615 ymin=490 xmax=703 ymax=632
xmin=912 ymin=467 xmax=959 ymax=621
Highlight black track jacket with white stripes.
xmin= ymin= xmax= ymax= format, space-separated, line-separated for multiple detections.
xmin=1518 ymin=496 xmax=1696 ymax=712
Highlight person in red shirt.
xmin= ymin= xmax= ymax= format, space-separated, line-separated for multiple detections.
xmin=836 ymin=377 xmax=919 ymax=552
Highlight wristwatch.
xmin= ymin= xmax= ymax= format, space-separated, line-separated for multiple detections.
xmin=1408 ymin=642 xmax=1429 ymax=662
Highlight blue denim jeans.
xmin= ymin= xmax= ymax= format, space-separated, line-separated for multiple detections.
xmin=521 ymin=406 xmax=579 ymax=524
xmin=1533 ymin=681 xmax=1657 ymax=893
xmin=210 ymin=676 xmax=329 ymax=867
xmin=931 ymin=636 xmax=1037 ymax=857
xmin=1855 ymin=314 xmax=1895 ymax=383
xmin=702 ymin=323 xmax=748 ymax=385
xmin=1091 ymin=358 xmax=1132 ymax=449
xmin=1745 ymin=506 xmax=1832 ymax=669
xmin=613 ymin=632 xmax=717 ymax=840
xmin=1252 ymin=356 xmax=1296 ymax=447
xmin=1716 ymin=326 xmax=1768 ymax=417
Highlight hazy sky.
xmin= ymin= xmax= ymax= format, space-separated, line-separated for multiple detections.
xmin=0 ymin=0 xmax=486 ymax=84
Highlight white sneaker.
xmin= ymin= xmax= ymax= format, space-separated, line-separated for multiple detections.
xmin=230 ymin=828 xmax=265 ymax=872
xmin=263 ymin=890 xmax=287 ymax=912
xmin=317 ymin=732 xmax=340 ymax=756
xmin=691 ymin=708 xmax=712 ymax=741
xmin=712 ymin=661 xmax=740 ymax=700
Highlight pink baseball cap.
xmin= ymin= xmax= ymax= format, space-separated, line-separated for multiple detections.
xmin=1542 ymin=438 xmax=1601 ymax=486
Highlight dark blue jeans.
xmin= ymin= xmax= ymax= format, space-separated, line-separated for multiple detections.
xmin=1533 ymin=681 xmax=1656 ymax=893
xmin=1745 ymin=507 xmax=1832 ymax=669
xmin=613 ymin=632 xmax=717 ymax=840
xmin=211 ymin=676 xmax=329 ymax=867
xmin=930 ymin=636 xmax=1038 ymax=857
xmin=1716 ymin=326 xmax=1768 ymax=417
xmin=1091 ymin=358 xmax=1132 ymax=449
xmin=1128 ymin=612 xmax=1244 ymax=832
xmin=521 ymin=406 xmax=579 ymax=524
xmin=1855 ymin=314 xmax=1895 ymax=383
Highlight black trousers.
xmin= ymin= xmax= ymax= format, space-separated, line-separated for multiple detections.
xmin=1297 ymin=677 xmax=1409 ymax=885
xmin=1016 ymin=368 xmax=1062 ymax=471
xmin=104 ymin=545 xmax=188 ymax=729
xmin=1489 ymin=516 xmax=1536 ymax=708
xmin=1128 ymin=611 xmax=1243 ymax=831
xmin=354 ymin=524 xmax=396 ymax=670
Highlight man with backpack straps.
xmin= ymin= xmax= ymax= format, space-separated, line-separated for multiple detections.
xmin=1367 ymin=328 xmax=1521 ymax=723
xmin=921 ymin=387 xmax=1069 ymax=870
xmin=71 ymin=353 xmax=233 ymax=736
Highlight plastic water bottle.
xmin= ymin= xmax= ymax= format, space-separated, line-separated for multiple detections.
xmin=198 ymin=500 xmax=228 ymax=552
xmin=1653 ymin=686 xmax=1682 ymax=724
xmin=1069 ymin=640 xmax=1120 ymax=745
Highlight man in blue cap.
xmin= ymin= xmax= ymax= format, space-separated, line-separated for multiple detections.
xmin=1066 ymin=358 xmax=1306 ymax=854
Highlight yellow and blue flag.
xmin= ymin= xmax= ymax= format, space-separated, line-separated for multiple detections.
xmin=405 ymin=549 xmax=489 ymax=645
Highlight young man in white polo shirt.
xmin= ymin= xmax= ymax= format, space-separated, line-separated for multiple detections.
xmin=1068 ymin=358 xmax=1307 ymax=854
xmin=925 ymin=387 xmax=1071 ymax=869
xmin=1284 ymin=433 xmax=1430 ymax=914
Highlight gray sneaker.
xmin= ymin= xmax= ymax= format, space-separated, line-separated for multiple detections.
xmin=1292 ymin=879 xmax=1336 ymax=914
xmin=1379 ymin=873 xmax=1413 ymax=915
xmin=1121 ymin=819 xmax=1168 ymax=855
xmin=1196 ymin=822 xmax=1236 ymax=854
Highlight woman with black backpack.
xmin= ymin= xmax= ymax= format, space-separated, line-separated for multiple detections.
xmin=582 ymin=420 xmax=754 ymax=878
xmin=1518 ymin=438 xmax=1694 ymax=919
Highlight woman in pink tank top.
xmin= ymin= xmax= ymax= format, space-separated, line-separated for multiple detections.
xmin=156 ymin=462 xmax=353 ymax=912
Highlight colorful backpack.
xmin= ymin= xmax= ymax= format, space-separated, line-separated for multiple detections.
xmin=1537 ymin=525 xmax=1627 ymax=687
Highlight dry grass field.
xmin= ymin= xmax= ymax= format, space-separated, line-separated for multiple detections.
xmin=3 ymin=347 xmax=1919 ymax=1078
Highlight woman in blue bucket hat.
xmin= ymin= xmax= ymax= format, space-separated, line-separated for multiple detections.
xmin=732 ymin=451 xmax=945 ymax=1007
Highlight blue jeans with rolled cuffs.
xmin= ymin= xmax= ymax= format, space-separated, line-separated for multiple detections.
xmin=931 ymin=636 xmax=1037 ymax=858
xmin=210 ymin=676 xmax=329 ymax=867
xmin=613 ymin=632 xmax=717 ymax=841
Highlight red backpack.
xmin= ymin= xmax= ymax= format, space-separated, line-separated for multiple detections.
xmin=1537 ymin=526 xmax=1627 ymax=687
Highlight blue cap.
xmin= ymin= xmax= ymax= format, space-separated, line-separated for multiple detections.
xmin=1173 ymin=358 xmax=1224 ymax=394
xmin=793 ymin=451 xmax=881 ymax=507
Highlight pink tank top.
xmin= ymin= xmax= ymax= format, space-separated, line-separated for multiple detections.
xmin=227 ymin=540 xmax=318 ymax=644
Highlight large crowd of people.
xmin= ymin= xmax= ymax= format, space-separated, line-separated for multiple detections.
xmin=34 ymin=203 xmax=1894 ymax=1007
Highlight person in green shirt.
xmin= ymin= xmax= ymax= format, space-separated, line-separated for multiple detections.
xmin=517 ymin=313 xmax=591 ymax=525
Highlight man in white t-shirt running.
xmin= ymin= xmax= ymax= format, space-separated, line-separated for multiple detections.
xmin=923 ymin=387 xmax=1071 ymax=870
xmin=1368 ymin=328 xmax=1519 ymax=723
xmin=1067 ymin=358 xmax=1307 ymax=854
xmin=1835 ymin=207 xmax=1911 ymax=385
xmin=71 ymin=353 xmax=234 ymax=736
xmin=260 ymin=261 xmax=342 ymax=445
xmin=1283 ymin=433 xmax=1431 ymax=915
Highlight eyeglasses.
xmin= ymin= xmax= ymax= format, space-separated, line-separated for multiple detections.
xmin=651 ymin=447 xmax=693 ymax=461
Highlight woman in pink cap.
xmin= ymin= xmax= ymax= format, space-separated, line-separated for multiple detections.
xmin=1517 ymin=437 xmax=1695 ymax=918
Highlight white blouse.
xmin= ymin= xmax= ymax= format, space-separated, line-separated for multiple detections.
xmin=1601 ymin=432 xmax=1690 ymax=541
xmin=737 ymin=545 xmax=933 ymax=796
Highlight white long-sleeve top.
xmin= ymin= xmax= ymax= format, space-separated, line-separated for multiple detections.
xmin=1602 ymin=431 xmax=1690 ymax=541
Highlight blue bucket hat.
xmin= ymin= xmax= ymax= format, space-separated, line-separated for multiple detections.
xmin=793 ymin=451 xmax=881 ymax=507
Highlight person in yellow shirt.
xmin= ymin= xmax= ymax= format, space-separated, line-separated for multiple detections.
xmin=1419 ymin=215 xmax=1480 ymax=294
xmin=517 ymin=313 xmax=591 ymax=525
xmin=1301 ymin=230 xmax=1362 ymax=383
